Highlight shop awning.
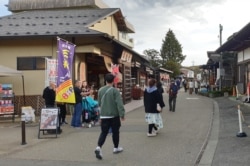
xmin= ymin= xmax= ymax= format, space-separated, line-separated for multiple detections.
xmin=0 ymin=65 xmax=23 ymax=76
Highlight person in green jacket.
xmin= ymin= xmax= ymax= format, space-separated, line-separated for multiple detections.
xmin=94 ymin=73 xmax=125 ymax=160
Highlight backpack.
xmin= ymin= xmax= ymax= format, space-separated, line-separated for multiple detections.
xmin=170 ymin=83 xmax=178 ymax=96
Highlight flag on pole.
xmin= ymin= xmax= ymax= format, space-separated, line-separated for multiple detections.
xmin=55 ymin=37 xmax=76 ymax=103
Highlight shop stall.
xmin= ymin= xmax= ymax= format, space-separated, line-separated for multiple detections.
xmin=0 ymin=65 xmax=25 ymax=121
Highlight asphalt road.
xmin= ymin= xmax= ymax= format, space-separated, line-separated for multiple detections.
xmin=0 ymin=91 xmax=214 ymax=166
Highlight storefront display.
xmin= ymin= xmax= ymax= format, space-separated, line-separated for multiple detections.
xmin=0 ymin=84 xmax=14 ymax=115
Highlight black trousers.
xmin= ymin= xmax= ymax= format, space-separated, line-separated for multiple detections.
xmin=57 ymin=104 xmax=66 ymax=124
xmin=97 ymin=117 xmax=121 ymax=148
xmin=148 ymin=124 xmax=158 ymax=133
xmin=169 ymin=96 xmax=177 ymax=111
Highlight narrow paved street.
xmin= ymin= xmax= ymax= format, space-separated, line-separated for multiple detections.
xmin=0 ymin=90 xmax=214 ymax=166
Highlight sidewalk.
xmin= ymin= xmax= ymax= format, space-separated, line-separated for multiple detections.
xmin=0 ymin=98 xmax=144 ymax=155
xmin=198 ymin=96 xmax=250 ymax=166
xmin=2 ymin=94 xmax=250 ymax=165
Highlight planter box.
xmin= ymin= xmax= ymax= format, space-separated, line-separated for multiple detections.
xmin=132 ymin=88 xmax=141 ymax=100
xmin=209 ymin=93 xmax=214 ymax=98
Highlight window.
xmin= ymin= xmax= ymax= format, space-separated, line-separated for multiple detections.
xmin=121 ymin=32 xmax=126 ymax=39
xmin=17 ymin=57 xmax=51 ymax=70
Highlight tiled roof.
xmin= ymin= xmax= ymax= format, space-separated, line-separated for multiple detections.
xmin=0 ymin=8 xmax=120 ymax=37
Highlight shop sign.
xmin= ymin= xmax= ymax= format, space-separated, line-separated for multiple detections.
xmin=121 ymin=50 xmax=132 ymax=63
xmin=132 ymin=61 xmax=141 ymax=68
xmin=146 ymin=67 xmax=153 ymax=73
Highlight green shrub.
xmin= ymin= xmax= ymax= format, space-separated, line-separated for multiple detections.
xmin=221 ymin=86 xmax=233 ymax=95
xmin=208 ymin=91 xmax=223 ymax=97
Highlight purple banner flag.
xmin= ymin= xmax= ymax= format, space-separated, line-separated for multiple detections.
xmin=56 ymin=38 xmax=76 ymax=103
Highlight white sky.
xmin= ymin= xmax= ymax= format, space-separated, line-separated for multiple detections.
xmin=1 ymin=0 xmax=250 ymax=66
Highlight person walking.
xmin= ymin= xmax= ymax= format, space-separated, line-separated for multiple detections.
xmin=188 ymin=79 xmax=194 ymax=95
xmin=156 ymin=81 xmax=164 ymax=94
xmin=156 ymin=81 xmax=164 ymax=107
xmin=144 ymin=78 xmax=165 ymax=137
xmin=94 ymin=73 xmax=125 ymax=160
xmin=182 ymin=79 xmax=187 ymax=92
xmin=168 ymin=79 xmax=178 ymax=112
xmin=71 ymin=80 xmax=84 ymax=128
xmin=194 ymin=79 xmax=199 ymax=94
xmin=175 ymin=78 xmax=181 ymax=90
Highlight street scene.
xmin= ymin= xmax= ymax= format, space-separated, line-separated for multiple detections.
xmin=1 ymin=0 xmax=250 ymax=166
xmin=0 ymin=90 xmax=249 ymax=166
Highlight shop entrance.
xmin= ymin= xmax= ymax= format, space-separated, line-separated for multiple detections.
xmin=86 ymin=54 xmax=109 ymax=89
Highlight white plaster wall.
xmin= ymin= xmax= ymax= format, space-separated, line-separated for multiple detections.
xmin=238 ymin=48 xmax=250 ymax=63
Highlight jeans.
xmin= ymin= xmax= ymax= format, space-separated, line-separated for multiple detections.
xmin=71 ymin=103 xmax=82 ymax=127
xmin=97 ymin=117 xmax=121 ymax=148
xmin=169 ymin=96 xmax=177 ymax=111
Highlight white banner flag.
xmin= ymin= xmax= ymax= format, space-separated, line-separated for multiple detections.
xmin=45 ymin=58 xmax=58 ymax=87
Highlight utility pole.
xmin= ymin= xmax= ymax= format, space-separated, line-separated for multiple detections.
xmin=219 ymin=24 xmax=223 ymax=46
xmin=219 ymin=24 xmax=223 ymax=91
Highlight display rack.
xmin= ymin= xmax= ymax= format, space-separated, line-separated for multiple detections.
xmin=0 ymin=84 xmax=15 ymax=122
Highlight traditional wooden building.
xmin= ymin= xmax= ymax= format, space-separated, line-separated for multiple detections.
xmin=0 ymin=0 xmax=149 ymax=114
xmin=207 ymin=23 xmax=250 ymax=93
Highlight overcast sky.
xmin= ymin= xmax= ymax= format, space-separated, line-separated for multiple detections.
xmin=1 ymin=0 xmax=250 ymax=66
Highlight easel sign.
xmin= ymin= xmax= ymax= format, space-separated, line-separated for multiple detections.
xmin=38 ymin=108 xmax=59 ymax=139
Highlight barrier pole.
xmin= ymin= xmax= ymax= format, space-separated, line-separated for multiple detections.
xmin=237 ymin=105 xmax=247 ymax=137
xmin=247 ymin=88 xmax=249 ymax=102
xmin=21 ymin=113 xmax=27 ymax=145
xmin=232 ymin=86 xmax=236 ymax=97
xmin=236 ymin=85 xmax=239 ymax=100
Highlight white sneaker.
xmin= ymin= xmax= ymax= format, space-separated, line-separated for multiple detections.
xmin=95 ymin=147 xmax=102 ymax=160
xmin=113 ymin=147 xmax=123 ymax=154
xmin=147 ymin=132 xmax=157 ymax=137
xmin=88 ymin=123 xmax=92 ymax=128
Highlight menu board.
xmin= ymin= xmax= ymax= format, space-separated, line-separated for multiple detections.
xmin=39 ymin=108 xmax=59 ymax=130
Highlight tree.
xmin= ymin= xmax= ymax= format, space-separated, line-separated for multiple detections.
xmin=165 ymin=60 xmax=181 ymax=78
xmin=160 ymin=29 xmax=186 ymax=77
xmin=143 ymin=49 xmax=161 ymax=68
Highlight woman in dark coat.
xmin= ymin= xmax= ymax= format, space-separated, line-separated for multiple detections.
xmin=144 ymin=78 xmax=165 ymax=137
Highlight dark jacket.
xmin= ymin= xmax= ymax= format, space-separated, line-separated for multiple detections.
xmin=157 ymin=82 xmax=164 ymax=94
xmin=42 ymin=86 xmax=55 ymax=107
xmin=169 ymin=83 xmax=178 ymax=97
xmin=144 ymin=86 xmax=165 ymax=113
